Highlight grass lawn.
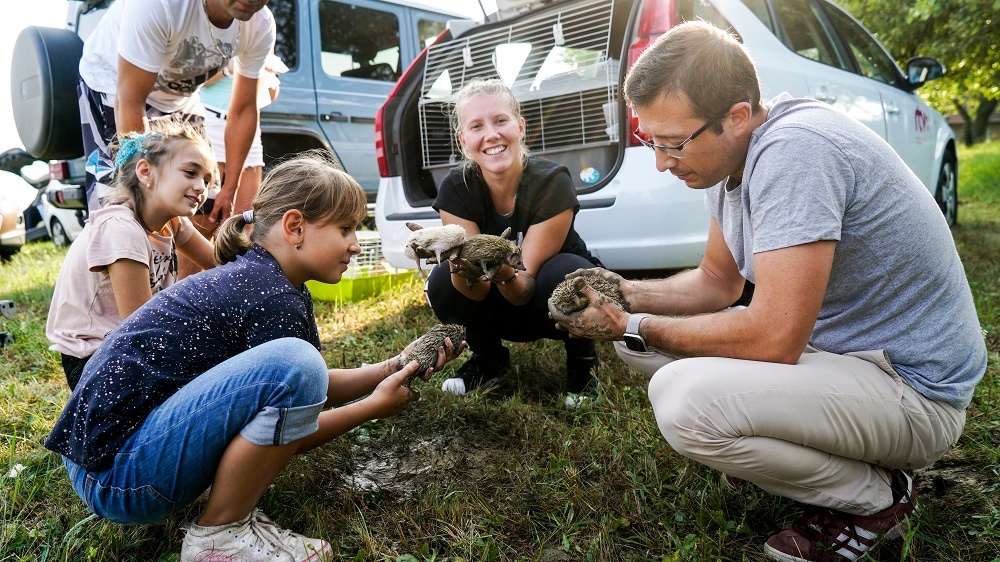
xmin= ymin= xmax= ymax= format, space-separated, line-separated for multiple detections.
xmin=1 ymin=143 xmax=998 ymax=561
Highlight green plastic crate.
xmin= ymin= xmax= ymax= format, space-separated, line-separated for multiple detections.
xmin=306 ymin=268 xmax=416 ymax=304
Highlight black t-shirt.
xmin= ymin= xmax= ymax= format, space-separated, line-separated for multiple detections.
xmin=45 ymin=245 xmax=321 ymax=471
xmin=433 ymin=158 xmax=598 ymax=264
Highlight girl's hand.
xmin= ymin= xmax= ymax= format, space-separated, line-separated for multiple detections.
xmin=391 ymin=337 xmax=468 ymax=382
xmin=435 ymin=337 xmax=467 ymax=372
xmin=370 ymin=361 xmax=422 ymax=417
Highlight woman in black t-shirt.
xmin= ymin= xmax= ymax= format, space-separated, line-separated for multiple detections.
xmin=427 ymin=78 xmax=602 ymax=407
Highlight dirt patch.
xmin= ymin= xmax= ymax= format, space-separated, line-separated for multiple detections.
xmin=915 ymin=463 xmax=993 ymax=510
xmin=340 ymin=428 xmax=506 ymax=500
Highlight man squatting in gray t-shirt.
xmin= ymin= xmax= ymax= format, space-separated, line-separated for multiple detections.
xmin=548 ymin=21 xmax=987 ymax=562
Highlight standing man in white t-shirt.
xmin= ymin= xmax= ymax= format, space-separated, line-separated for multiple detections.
xmin=78 ymin=0 xmax=275 ymax=228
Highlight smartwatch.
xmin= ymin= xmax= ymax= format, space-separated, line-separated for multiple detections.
xmin=623 ymin=313 xmax=652 ymax=352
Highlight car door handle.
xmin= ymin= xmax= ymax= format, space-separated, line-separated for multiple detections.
xmin=814 ymin=85 xmax=837 ymax=104
xmin=350 ymin=116 xmax=375 ymax=124
xmin=321 ymin=112 xmax=348 ymax=122
xmin=885 ymin=103 xmax=900 ymax=115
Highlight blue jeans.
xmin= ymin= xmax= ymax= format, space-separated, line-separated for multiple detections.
xmin=63 ymin=338 xmax=329 ymax=525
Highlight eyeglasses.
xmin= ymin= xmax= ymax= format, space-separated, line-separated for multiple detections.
xmin=632 ymin=100 xmax=747 ymax=159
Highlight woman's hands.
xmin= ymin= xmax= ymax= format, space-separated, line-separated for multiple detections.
xmin=448 ymin=256 xmax=487 ymax=284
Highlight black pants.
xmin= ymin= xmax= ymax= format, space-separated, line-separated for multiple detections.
xmin=61 ymin=353 xmax=91 ymax=391
xmin=425 ymin=252 xmax=597 ymax=361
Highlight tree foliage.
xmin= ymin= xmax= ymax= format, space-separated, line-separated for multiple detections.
xmin=838 ymin=0 xmax=999 ymax=144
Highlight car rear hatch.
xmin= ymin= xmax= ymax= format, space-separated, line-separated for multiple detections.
xmin=384 ymin=0 xmax=639 ymax=208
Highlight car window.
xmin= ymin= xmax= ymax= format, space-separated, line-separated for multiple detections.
xmin=771 ymin=0 xmax=848 ymax=70
xmin=418 ymin=19 xmax=447 ymax=49
xmin=740 ymin=0 xmax=774 ymax=33
xmin=270 ymin=0 xmax=297 ymax=69
xmin=318 ymin=1 xmax=400 ymax=81
xmin=679 ymin=0 xmax=737 ymax=38
xmin=820 ymin=1 xmax=902 ymax=87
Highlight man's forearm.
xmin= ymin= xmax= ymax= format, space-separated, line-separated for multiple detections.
xmin=629 ymin=267 xmax=742 ymax=316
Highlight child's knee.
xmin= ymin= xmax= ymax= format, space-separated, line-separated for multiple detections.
xmin=266 ymin=338 xmax=329 ymax=404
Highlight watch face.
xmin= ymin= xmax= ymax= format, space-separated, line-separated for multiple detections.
xmin=623 ymin=334 xmax=646 ymax=352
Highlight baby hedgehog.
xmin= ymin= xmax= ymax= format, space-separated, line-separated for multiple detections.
xmin=399 ymin=324 xmax=467 ymax=378
xmin=548 ymin=270 xmax=631 ymax=315
xmin=403 ymin=222 xmax=467 ymax=275
xmin=445 ymin=227 xmax=525 ymax=285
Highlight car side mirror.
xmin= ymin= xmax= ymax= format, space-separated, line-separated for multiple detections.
xmin=906 ymin=57 xmax=946 ymax=89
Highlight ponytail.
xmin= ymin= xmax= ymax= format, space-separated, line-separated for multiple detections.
xmin=213 ymin=212 xmax=254 ymax=265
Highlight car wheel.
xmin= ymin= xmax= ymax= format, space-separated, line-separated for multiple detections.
xmin=935 ymin=155 xmax=958 ymax=227
xmin=50 ymin=217 xmax=69 ymax=247
xmin=0 ymin=247 xmax=18 ymax=262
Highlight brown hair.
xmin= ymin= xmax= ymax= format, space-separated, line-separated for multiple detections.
xmin=106 ymin=117 xmax=214 ymax=230
xmin=623 ymin=21 xmax=763 ymax=132
xmin=451 ymin=78 xmax=530 ymax=170
xmin=213 ymin=150 xmax=367 ymax=264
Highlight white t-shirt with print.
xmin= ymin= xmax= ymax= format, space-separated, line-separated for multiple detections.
xmin=79 ymin=0 xmax=275 ymax=113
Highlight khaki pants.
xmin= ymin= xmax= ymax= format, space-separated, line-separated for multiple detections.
xmin=615 ymin=342 xmax=965 ymax=515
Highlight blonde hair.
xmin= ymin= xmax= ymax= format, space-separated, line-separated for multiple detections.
xmin=623 ymin=21 xmax=763 ymax=129
xmin=451 ymin=78 xmax=530 ymax=170
xmin=213 ymin=150 xmax=367 ymax=264
xmin=106 ymin=117 xmax=214 ymax=230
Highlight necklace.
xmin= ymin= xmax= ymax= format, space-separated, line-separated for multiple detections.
xmin=496 ymin=191 xmax=517 ymax=218
xmin=203 ymin=0 xmax=240 ymax=59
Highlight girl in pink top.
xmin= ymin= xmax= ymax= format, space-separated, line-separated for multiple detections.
xmin=46 ymin=119 xmax=218 ymax=389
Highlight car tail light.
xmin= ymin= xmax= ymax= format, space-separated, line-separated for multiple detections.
xmin=49 ymin=160 xmax=71 ymax=181
xmin=626 ymin=0 xmax=678 ymax=147
xmin=376 ymin=28 xmax=452 ymax=178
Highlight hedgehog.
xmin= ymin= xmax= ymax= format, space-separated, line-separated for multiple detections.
xmin=444 ymin=227 xmax=525 ymax=286
xmin=548 ymin=269 xmax=630 ymax=316
xmin=403 ymin=222 xmax=467 ymax=276
xmin=398 ymin=324 xmax=467 ymax=381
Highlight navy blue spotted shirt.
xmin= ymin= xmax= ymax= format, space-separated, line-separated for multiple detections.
xmin=45 ymin=245 xmax=321 ymax=471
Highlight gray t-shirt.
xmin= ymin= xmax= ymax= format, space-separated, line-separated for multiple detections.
xmin=705 ymin=94 xmax=986 ymax=409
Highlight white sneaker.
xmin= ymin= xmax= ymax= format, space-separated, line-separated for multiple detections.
xmin=252 ymin=510 xmax=332 ymax=561
xmin=180 ymin=509 xmax=331 ymax=562
xmin=563 ymin=392 xmax=595 ymax=408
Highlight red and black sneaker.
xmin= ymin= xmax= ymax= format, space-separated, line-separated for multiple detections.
xmin=764 ymin=471 xmax=917 ymax=561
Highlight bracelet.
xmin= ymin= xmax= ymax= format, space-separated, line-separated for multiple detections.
xmin=494 ymin=269 xmax=518 ymax=285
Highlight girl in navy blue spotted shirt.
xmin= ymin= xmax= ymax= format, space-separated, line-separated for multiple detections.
xmin=45 ymin=153 xmax=464 ymax=562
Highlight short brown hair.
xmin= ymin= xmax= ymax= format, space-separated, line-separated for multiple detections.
xmin=623 ymin=21 xmax=762 ymax=132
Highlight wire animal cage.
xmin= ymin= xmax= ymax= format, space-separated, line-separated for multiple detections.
xmin=418 ymin=0 xmax=618 ymax=172
xmin=346 ymin=230 xmax=384 ymax=276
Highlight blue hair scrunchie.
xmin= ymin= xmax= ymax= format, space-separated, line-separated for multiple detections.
xmin=114 ymin=132 xmax=162 ymax=170
xmin=242 ymin=210 xmax=255 ymax=224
